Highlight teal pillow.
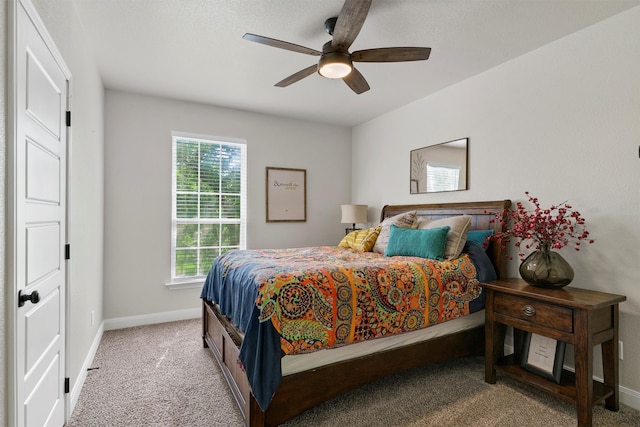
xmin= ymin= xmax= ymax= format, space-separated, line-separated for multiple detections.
xmin=467 ymin=229 xmax=494 ymax=249
xmin=385 ymin=225 xmax=450 ymax=260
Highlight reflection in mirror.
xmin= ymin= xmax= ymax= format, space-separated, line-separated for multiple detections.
xmin=410 ymin=138 xmax=468 ymax=194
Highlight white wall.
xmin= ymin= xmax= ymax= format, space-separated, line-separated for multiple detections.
xmin=28 ymin=0 xmax=106 ymax=413
xmin=353 ymin=6 xmax=640 ymax=403
xmin=103 ymin=91 xmax=351 ymax=320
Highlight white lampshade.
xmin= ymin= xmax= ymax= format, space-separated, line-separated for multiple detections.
xmin=341 ymin=204 xmax=368 ymax=225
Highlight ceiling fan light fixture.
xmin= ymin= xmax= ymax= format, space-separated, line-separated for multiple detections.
xmin=318 ymin=52 xmax=352 ymax=79
xmin=243 ymin=0 xmax=429 ymax=93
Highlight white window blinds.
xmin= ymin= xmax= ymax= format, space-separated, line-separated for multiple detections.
xmin=171 ymin=134 xmax=246 ymax=280
xmin=426 ymin=163 xmax=460 ymax=193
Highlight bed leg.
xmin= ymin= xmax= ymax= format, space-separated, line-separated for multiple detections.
xmin=202 ymin=300 xmax=209 ymax=349
xmin=247 ymin=393 xmax=266 ymax=427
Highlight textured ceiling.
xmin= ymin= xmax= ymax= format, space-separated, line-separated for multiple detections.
xmin=72 ymin=0 xmax=639 ymax=127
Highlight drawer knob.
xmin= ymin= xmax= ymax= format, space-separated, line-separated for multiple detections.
xmin=522 ymin=305 xmax=536 ymax=316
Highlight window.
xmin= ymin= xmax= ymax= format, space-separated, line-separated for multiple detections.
xmin=426 ymin=163 xmax=460 ymax=193
xmin=171 ymin=134 xmax=246 ymax=284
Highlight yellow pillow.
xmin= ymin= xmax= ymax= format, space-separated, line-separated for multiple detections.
xmin=339 ymin=226 xmax=382 ymax=252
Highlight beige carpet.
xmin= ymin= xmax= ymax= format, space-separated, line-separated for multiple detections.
xmin=66 ymin=318 xmax=640 ymax=426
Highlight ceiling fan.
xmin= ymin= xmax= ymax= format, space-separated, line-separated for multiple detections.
xmin=242 ymin=0 xmax=431 ymax=94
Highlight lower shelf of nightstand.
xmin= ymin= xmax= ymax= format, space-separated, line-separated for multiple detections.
xmin=496 ymin=355 xmax=614 ymax=405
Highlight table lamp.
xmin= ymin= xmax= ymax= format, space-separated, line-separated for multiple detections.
xmin=341 ymin=204 xmax=368 ymax=235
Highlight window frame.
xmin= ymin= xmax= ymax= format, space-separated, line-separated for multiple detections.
xmin=168 ymin=132 xmax=247 ymax=288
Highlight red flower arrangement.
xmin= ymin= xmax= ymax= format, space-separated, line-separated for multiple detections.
xmin=492 ymin=192 xmax=594 ymax=260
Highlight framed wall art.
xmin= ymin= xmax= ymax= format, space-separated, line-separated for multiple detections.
xmin=266 ymin=167 xmax=307 ymax=222
xmin=520 ymin=332 xmax=566 ymax=384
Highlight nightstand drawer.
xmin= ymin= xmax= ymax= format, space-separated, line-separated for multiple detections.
xmin=494 ymin=293 xmax=573 ymax=333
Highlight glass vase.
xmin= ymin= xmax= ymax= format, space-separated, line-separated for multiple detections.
xmin=519 ymin=243 xmax=574 ymax=288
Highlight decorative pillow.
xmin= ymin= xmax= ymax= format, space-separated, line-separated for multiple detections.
xmin=339 ymin=226 xmax=382 ymax=252
xmin=417 ymin=215 xmax=471 ymax=260
xmin=384 ymin=225 xmax=450 ymax=260
xmin=372 ymin=211 xmax=418 ymax=254
xmin=463 ymin=241 xmax=497 ymax=282
xmin=467 ymin=229 xmax=494 ymax=249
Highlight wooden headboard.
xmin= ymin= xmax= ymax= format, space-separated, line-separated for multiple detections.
xmin=380 ymin=200 xmax=511 ymax=279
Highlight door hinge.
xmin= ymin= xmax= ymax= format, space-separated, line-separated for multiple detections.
xmin=64 ymin=377 xmax=70 ymax=394
xmin=66 ymin=111 xmax=71 ymax=127
xmin=65 ymin=244 xmax=70 ymax=260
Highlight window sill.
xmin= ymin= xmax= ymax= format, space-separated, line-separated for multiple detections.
xmin=165 ymin=279 xmax=204 ymax=291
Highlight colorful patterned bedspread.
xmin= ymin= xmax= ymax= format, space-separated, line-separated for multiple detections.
xmin=201 ymin=245 xmax=491 ymax=410
xmin=249 ymin=246 xmax=481 ymax=354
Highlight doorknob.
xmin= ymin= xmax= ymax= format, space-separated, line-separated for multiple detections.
xmin=18 ymin=290 xmax=40 ymax=307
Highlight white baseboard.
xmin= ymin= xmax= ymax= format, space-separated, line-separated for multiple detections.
xmin=567 ymin=367 xmax=640 ymax=411
xmin=103 ymin=307 xmax=200 ymax=331
xmin=619 ymin=384 xmax=640 ymax=411
xmin=67 ymin=321 xmax=104 ymax=421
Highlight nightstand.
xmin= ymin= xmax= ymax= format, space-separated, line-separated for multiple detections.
xmin=482 ymin=279 xmax=626 ymax=427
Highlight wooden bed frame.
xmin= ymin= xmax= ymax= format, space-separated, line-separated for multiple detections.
xmin=202 ymin=200 xmax=511 ymax=426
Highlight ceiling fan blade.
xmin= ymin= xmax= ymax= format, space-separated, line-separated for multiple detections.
xmin=332 ymin=0 xmax=372 ymax=51
xmin=243 ymin=33 xmax=321 ymax=56
xmin=275 ymin=64 xmax=318 ymax=87
xmin=352 ymin=47 xmax=431 ymax=62
xmin=342 ymin=67 xmax=370 ymax=94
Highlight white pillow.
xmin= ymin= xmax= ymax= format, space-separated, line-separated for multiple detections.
xmin=373 ymin=211 xmax=418 ymax=254
xmin=417 ymin=215 xmax=471 ymax=259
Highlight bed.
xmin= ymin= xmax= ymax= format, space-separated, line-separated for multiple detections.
xmin=201 ymin=200 xmax=511 ymax=426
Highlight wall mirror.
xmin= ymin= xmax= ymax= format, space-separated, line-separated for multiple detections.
xmin=410 ymin=138 xmax=468 ymax=194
